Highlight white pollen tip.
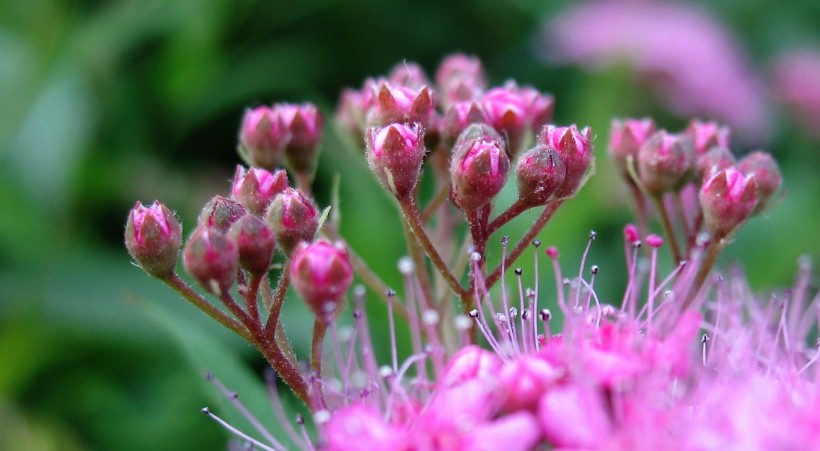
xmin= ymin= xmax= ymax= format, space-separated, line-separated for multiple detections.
xmin=422 ymin=309 xmax=440 ymax=325
xmin=313 ymin=409 xmax=331 ymax=425
xmin=454 ymin=315 xmax=471 ymax=330
xmin=470 ymin=252 xmax=482 ymax=262
xmin=397 ymin=256 xmax=415 ymax=275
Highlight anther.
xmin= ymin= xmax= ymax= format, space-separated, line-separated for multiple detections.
xmin=701 ymin=334 xmax=710 ymax=343
xmin=590 ymin=265 xmax=599 ymax=275
xmin=471 ymin=252 xmax=482 ymax=262
xmin=509 ymin=307 xmax=518 ymax=318
xmin=501 ymin=236 xmax=510 ymax=245
xmin=469 ymin=309 xmax=479 ymax=318
xmin=314 ymin=410 xmax=331 ymax=425
xmin=589 ymin=230 xmax=597 ymax=240
xmin=397 ymin=256 xmax=415 ymax=275
xmin=540 ymin=308 xmax=552 ymax=321
xmin=353 ymin=310 xmax=362 ymax=319
xmin=386 ymin=289 xmax=396 ymax=297
xmin=515 ymin=268 xmax=523 ymax=276
xmin=532 ymin=240 xmax=541 ymax=248
xmin=295 ymin=414 xmax=305 ymax=425
xmin=522 ymin=309 xmax=531 ymax=320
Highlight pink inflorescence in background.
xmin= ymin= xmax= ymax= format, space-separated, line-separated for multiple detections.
xmin=125 ymin=54 xmax=817 ymax=450
xmin=541 ymin=0 xmax=771 ymax=143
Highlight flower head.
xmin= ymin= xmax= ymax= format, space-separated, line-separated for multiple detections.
xmin=290 ymin=239 xmax=353 ymax=319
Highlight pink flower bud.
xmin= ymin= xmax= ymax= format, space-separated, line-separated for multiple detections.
xmin=539 ymin=384 xmax=612 ymax=448
xmin=228 ymin=214 xmax=276 ymax=275
xmin=515 ymin=144 xmax=566 ymax=206
xmin=646 ymin=234 xmax=664 ymax=248
xmin=699 ymin=168 xmax=758 ymax=238
xmin=276 ymin=102 xmax=324 ymax=175
xmin=481 ymin=84 xmax=529 ymax=154
xmin=637 ymin=131 xmax=694 ymax=193
xmin=623 ymin=224 xmax=640 ymax=244
xmin=238 ymin=106 xmax=288 ymax=170
xmin=368 ymin=82 xmax=435 ymax=128
xmin=231 ymin=166 xmax=289 ymax=215
xmin=183 ymin=226 xmax=239 ymax=294
xmin=609 ymin=117 xmax=656 ymax=173
xmin=519 ymin=86 xmax=555 ymax=135
xmin=546 ymin=246 xmax=559 ymax=260
xmin=537 ymin=124 xmax=594 ymax=197
xmin=685 ymin=119 xmax=731 ymax=154
xmin=450 ymin=124 xmax=510 ymax=211
xmin=499 ymin=355 xmax=562 ymax=412
xmin=441 ymin=101 xmax=489 ymax=145
xmin=441 ymin=345 xmax=502 ymax=386
xmin=265 ymin=188 xmax=319 ymax=255
xmin=695 ymin=146 xmax=736 ymax=182
xmin=365 ymin=123 xmax=426 ymax=198
xmin=436 ymin=54 xmax=486 ymax=108
xmin=125 ymin=201 xmax=182 ymax=277
xmin=388 ymin=60 xmax=430 ymax=90
xmin=197 ymin=196 xmax=247 ymax=233
xmin=737 ymin=151 xmax=782 ymax=213
xmin=336 ymin=87 xmax=372 ymax=141
xmin=290 ymin=240 xmax=353 ymax=318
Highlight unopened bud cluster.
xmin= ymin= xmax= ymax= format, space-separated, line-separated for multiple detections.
xmin=609 ymin=118 xmax=781 ymax=242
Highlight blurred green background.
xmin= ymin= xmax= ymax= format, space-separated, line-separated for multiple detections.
xmin=1 ymin=0 xmax=818 ymax=449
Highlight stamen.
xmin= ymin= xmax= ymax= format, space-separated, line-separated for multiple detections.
xmin=201 ymin=407 xmax=280 ymax=451
xmin=574 ymin=230 xmax=597 ymax=309
xmin=386 ymin=289 xmax=399 ymax=375
xmin=206 ymin=374 xmax=283 ymax=450
xmin=264 ymin=371 xmax=307 ymax=448
xmin=295 ymin=414 xmax=316 ymax=451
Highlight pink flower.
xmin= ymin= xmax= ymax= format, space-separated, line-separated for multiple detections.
xmin=544 ymin=0 xmax=770 ymax=142
xmin=772 ymin=49 xmax=820 ymax=139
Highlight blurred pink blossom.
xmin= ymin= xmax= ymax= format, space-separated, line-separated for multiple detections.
xmin=542 ymin=0 xmax=770 ymax=142
xmin=772 ymin=49 xmax=820 ymax=138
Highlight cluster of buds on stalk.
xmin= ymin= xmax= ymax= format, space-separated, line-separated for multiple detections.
xmin=126 ymin=55 xmax=812 ymax=451
xmin=609 ymin=118 xmax=782 ymax=272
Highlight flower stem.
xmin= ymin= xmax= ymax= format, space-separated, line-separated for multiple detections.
xmin=487 ymin=199 xmax=528 ymax=235
xmin=398 ymin=197 xmax=468 ymax=298
xmin=311 ymin=318 xmax=327 ymax=378
xmin=683 ymin=238 xmax=725 ymax=310
xmin=162 ymin=274 xmax=252 ymax=342
xmin=651 ymin=193 xmax=684 ymax=264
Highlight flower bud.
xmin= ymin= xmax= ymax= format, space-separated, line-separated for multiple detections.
xmin=515 ymin=144 xmax=566 ymax=206
xmin=699 ymin=168 xmax=758 ymax=238
xmin=183 ymin=226 xmax=239 ymax=294
xmin=695 ymin=146 xmax=735 ymax=182
xmin=367 ymin=82 xmax=435 ymax=128
xmin=231 ymin=166 xmax=289 ymax=215
xmin=125 ymin=201 xmax=182 ymax=277
xmin=481 ymin=84 xmax=529 ymax=154
xmin=290 ymin=240 xmax=353 ymax=318
xmin=537 ymin=124 xmax=593 ymax=198
xmin=265 ymin=188 xmax=319 ymax=255
xmin=436 ymin=53 xmax=486 ymax=108
xmin=499 ymin=356 xmax=562 ymax=412
xmin=737 ymin=151 xmax=782 ymax=213
xmin=229 ymin=214 xmax=276 ymax=275
xmin=609 ymin=118 xmax=656 ymax=173
xmin=637 ymin=131 xmax=694 ymax=193
xmin=450 ymin=124 xmax=510 ymax=211
xmin=441 ymin=101 xmax=489 ymax=146
xmin=365 ymin=123 xmax=426 ymax=198
xmin=238 ymin=106 xmax=288 ymax=170
xmin=388 ymin=60 xmax=430 ymax=90
xmin=685 ymin=119 xmax=730 ymax=154
xmin=197 ymin=196 xmax=247 ymax=233
xmin=520 ymin=86 xmax=555 ymax=135
xmin=336 ymin=86 xmax=373 ymax=141
xmin=441 ymin=345 xmax=502 ymax=386
xmin=278 ymin=103 xmax=324 ymax=175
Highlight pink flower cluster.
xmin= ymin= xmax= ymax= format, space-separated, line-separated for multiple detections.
xmin=124 ymin=54 xmax=815 ymax=451
xmin=543 ymin=0 xmax=770 ymax=142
